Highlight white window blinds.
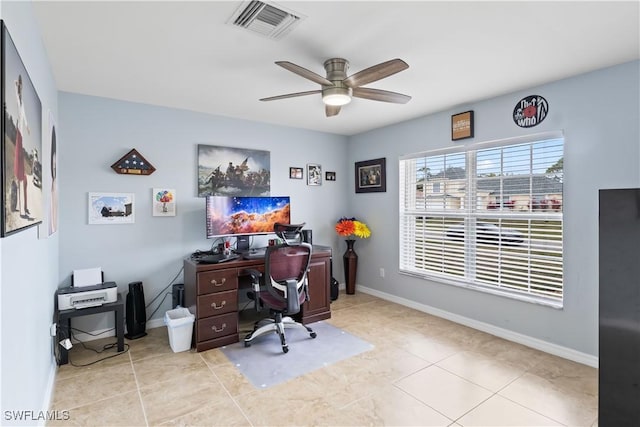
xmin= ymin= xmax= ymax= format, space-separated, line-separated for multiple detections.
xmin=400 ymin=133 xmax=564 ymax=304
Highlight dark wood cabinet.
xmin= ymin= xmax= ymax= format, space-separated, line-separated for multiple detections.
xmin=184 ymin=245 xmax=332 ymax=352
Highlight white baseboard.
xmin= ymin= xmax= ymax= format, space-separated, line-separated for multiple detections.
xmin=357 ymin=285 xmax=598 ymax=368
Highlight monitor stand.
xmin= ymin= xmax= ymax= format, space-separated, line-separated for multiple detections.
xmin=236 ymin=235 xmax=250 ymax=253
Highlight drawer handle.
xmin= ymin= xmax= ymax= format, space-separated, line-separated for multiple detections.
xmin=210 ymin=301 xmax=226 ymax=310
xmin=210 ymin=277 xmax=226 ymax=286
xmin=211 ymin=323 xmax=227 ymax=333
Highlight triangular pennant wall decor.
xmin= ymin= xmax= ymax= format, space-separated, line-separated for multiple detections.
xmin=111 ymin=149 xmax=156 ymax=175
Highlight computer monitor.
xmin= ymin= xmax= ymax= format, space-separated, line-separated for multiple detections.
xmin=205 ymin=196 xmax=291 ymax=245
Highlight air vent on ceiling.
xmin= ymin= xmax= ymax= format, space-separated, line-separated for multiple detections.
xmin=229 ymin=1 xmax=305 ymax=40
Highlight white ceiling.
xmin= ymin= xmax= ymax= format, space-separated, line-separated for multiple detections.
xmin=32 ymin=1 xmax=639 ymax=136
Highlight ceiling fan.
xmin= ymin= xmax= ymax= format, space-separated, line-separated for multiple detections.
xmin=260 ymin=58 xmax=411 ymax=117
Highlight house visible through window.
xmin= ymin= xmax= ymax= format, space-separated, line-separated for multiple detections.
xmin=399 ymin=132 xmax=564 ymax=305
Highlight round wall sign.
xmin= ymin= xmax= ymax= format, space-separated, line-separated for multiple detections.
xmin=513 ymin=95 xmax=548 ymax=128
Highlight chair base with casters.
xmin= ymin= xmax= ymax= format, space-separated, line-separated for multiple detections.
xmin=244 ymin=311 xmax=316 ymax=353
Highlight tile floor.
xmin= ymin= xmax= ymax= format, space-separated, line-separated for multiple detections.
xmin=48 ymin=291 xmax=598 ymax=426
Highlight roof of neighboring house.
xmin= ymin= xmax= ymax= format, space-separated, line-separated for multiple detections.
xmin=476 ymin=175 xmax=563 ymax=196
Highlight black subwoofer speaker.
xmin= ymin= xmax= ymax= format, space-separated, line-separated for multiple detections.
xmin=125 ymin=281 xmax=147 ymax=339
xmin=172 ymin=283 xmax=185 ymax=309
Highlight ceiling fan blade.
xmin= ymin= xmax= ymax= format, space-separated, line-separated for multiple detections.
xmin=325 ymin=105 xmax=341 ymax=117
xmin=276 ymin=61 xmax=334 ymax=86
xmin=352 ymin=87 xmax=412 ymax=104
xmin=260 ymin=90 xmax=321 ymax=102
xmin=343 ymin=59 xmax=409 ymax=88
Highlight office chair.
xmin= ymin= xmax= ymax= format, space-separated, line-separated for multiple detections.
xmin=243 ymin=223 xmax=316 ymax=353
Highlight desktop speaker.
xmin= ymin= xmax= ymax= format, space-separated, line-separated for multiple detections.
xmin=172 ymin=283 xmax=185 ymax=309
xmin=301 ymin=229 xmax=313 ymax=244
xmin=125 ymin=281 xmax=147 ymax=339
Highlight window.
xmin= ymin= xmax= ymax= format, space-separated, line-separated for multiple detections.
xmin=399 ymin=132 xmax=564 ymax=305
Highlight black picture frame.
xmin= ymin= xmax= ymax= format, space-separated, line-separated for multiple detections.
xmin=289 ymin=167 xmax=303 ymax=179
xmin=325 ymin=171 xmax=336 ymax=181
xmin=451 ymin=110 xmax=474 ymax=141
xmin=2 ymin=21 xmax=43 ymax=237
xmin=355 ymin=158 xmax=386 ymax=193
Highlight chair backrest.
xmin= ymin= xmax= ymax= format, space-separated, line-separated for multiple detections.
xmin=263 ymin=242 xmax=313 ymax=315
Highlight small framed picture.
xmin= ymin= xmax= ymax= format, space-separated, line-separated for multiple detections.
xmin=307 ymin=164 xmax=322 ymax=186
xmin=153 ymin=188 xmax=176 ymax=217
xmin=355 ymin=158 xmax=386 ymax=193
xmin=88 ymin=192 xmax=135 ymax=224
xmin=289 ymin=167 xmax=303 ymax=179
xmin=325 ymin=171 xmax=336 ymax=181
xmin=452 ymin=110 xmax=474 ymax=141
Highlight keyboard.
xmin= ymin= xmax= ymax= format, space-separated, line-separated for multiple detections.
xmin=197 ymin=254 xmax=239 ymax=264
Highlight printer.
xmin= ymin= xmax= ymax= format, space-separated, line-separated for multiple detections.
xmin=57 ymin=282 xmax=118 ymax=310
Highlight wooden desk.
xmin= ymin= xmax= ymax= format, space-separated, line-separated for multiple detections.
xmin=184 ymin=245 xmax=332 ymax=352
xmin=55 ymin=293 xmax=125 ymax=365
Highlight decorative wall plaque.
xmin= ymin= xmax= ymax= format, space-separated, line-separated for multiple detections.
xmin=513 ymin=95 xmax=549 ymax=128
xmin=111 ymin=149 xmax=156 ymax=175
xmin=451 ymin=110 xmax=474 ymax=141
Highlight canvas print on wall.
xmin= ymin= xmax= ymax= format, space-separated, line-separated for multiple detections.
xmin=197 ymin=144 xmax=270 ymax=197
xmin=2 ymin=21 xmax=43 ymax=237
xmin=38 ymin=110 xmax=57 ymax=239
xmin=153 ymin=188 xmax=176 ymax=217
xmin=88 ymin=192 xmax=135 ymax=225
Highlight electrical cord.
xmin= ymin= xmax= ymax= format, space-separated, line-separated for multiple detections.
xmin=144 ymin=266 xmax=184 ymax=322
xmin=54 ymin=324 xmax=129 ymax=367
xmin=146 ymin=291 xmax=172 ymax=320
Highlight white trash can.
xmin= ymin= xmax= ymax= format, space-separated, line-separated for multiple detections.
xmin=164 ymin=307 xmax=195 ymax=352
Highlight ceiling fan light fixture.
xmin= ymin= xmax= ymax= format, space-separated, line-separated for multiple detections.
xmin=322 ymin=87 xmax=352 ymax=106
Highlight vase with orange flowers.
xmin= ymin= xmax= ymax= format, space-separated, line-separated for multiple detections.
xmin=335 ymin=217 xmax=371 ymax=294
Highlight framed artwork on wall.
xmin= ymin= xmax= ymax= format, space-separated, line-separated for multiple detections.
xmin=197 ymin=144 xmax=270 ymax=197
xmin=153 ymin=188 xmax=176 ymax=217
xmin=1 ymin=21 xmax=44 ymax=237
xmin=88 ymin=192 xmax=135 ymax=225
xmin=451 ymin=110 xmax=474 ymax=141
xmin=355 ymin=158 xmax=386 ymax=193
xmin=289 ymin=167 xmax=303 ymax=179
xmin=307 ymin=163 xmax=322 ymax=186
xmin=38 ymin=110 xmax=58 ymax=239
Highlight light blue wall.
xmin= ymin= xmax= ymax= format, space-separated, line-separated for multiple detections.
xmin=0 ymin=0 xmax=59 ymax=423
xmin=58 ymin=93 xmax=349 ymax=333
xmin=347 ymin=60 xmax=640 ymax=356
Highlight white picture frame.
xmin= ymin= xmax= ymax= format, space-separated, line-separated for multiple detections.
xmin=152 ymin=188 xmax=176 ymax=217
xmin=307 ymin=163 xmax=322 ymax=186
xmin=88 ymin=192 xmax=135 ymax=225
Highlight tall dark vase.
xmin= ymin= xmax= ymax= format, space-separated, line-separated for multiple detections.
xmin=343 ymin=239 xmax=358 ymax=295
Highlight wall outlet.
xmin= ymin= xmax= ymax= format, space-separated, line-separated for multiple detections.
xmin=379 ymin=268 xmax=385 ymax=278
xmin=50 ymin=323 xmax=57 ymax=337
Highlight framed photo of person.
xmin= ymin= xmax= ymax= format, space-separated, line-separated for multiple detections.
xmin=355 ymin=158 xmax=386 ymax=193
xmin=307 ymin=163 xmax=322 ymax=186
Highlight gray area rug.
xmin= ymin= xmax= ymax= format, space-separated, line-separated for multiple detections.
xmin=220 ymin=321 xmax=374 ymax=389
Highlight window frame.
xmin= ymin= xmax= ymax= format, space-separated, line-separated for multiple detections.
xmin=399 ymin=131 xmax=564 ymax=308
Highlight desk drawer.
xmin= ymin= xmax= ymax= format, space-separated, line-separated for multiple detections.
xmin=198 ymin=312 xmax=238 ymax=342
xmin=197 ymin=270 xmax=237 ymax=294
xmin=197 ymin=290 xmax=237 ymax=318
